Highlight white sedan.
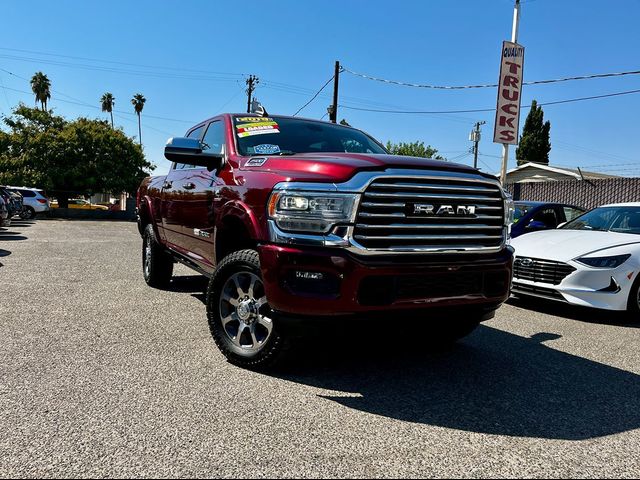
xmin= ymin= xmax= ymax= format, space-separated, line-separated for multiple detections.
xmin=511 ymin=202 xmax=640 ymax=314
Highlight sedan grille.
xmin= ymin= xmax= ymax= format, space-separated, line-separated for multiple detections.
xmin=353 ymin=176 xmax=505 ymax=251
xmin=513 ymin=257 xmax=576 ymax=285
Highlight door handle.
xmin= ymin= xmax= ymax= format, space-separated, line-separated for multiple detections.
xmin=183 ymin=182 xmax=196 ymax=190
xmin=162 ymin=181 xmax=173 ymax=189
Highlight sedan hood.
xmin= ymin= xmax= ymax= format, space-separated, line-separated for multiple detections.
xmin=511 ymin=229 xmax=640 ymax=262
xmin=240 ymin=153 xmax=483 ymax=183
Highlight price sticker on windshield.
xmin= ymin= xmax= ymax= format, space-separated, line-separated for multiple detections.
xmin=236 ymin=117 xmax=280 ymax=137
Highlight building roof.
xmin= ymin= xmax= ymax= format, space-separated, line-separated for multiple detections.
xmin=505 ymin=162 xmax=619 ymax=183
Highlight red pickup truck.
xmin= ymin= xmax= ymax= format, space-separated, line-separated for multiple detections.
xmin=137 ymin=114 xmax=514 ymax=369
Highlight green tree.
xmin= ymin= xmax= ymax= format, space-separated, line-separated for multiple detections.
xmin=30 ymin=72 xmax=51 ymax=111
xmin=516 ymin=100 xmax=551 ymax=166
xmin=0 ymin=105 xmax=153 ymax=208
xmin=100 ymin=92 xmax=115 ymax=128
xmin=385 ymin=140 xmax=443 ymax=160
xmin=131 ymin=93 xmax=146 ymax=145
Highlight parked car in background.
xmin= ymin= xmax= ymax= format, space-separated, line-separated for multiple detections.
xmin=0 ymin=195 xmax=10 ymax=227
xmin=97 ymin=200 xmax=122 ymax=211
xmin=6 ymin=187 xmax=50 ymax=219
xmin=50 ymin=199 xmax=109 ymax=211
xmin=0 ymin=187 xmax=21 ymax=219
xmin=511 ymin=201 xmax=586 ymax=238
xmin=511 ymin=202 xmax=640 ymax=314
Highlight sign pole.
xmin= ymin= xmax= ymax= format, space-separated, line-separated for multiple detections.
xmin=499 ymin=0 xmax=521 ymax=185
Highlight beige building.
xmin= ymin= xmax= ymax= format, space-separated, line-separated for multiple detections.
xmin=505 ymin=162 xmax=618 ymax=183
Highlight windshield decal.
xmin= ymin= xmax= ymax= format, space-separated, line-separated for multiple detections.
xmin=252 ymin=144 xmax=281 ymax=155
xmin=237 ymin=122 xmax=280 ymax=137
xmin=236 ymin=117 xmax=274 ymax=123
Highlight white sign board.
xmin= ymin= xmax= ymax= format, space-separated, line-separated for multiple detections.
xmin=493 ymin=41 xmax=525 ymax=145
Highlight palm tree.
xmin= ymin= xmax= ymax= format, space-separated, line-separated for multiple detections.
xmin=30 ymin=72 xmax=51 ymax=111
xmin=100 ymin=92 xmax=115 ymax=128
xmin=131 ymin=93 xmax=146 ymax=145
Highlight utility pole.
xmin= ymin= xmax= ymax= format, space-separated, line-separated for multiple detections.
xmin=499 ymin=0 xmax=521 ymax=184
xmin=470 ymin=121 xmax=486 ymax=169
xmin=329 ymin=61 xmax=340 ymax=123
xmin=246 ymin=75 xmax=259 ymax=114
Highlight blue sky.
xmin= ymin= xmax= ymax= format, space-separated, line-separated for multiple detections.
xmin=1 ymin=0 xmax=639 ymax=176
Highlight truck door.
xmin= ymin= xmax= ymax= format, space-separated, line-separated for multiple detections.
xmin=161 ymin=124 xmax=205 ymax=248
xmin=179 ymin=119 xmax=226 ymax=269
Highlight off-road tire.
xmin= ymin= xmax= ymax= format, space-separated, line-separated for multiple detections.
xmin=206 ymin=249 xmax=289 ymax=370
xmin=142 ymin=224 xmax=173 ymax=288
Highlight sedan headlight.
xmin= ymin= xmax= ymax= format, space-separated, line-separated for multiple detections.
xmin=576 ymin=254 xmax=631 ymax=269
xmin=268 ymin=191 xmax=359 ymax=234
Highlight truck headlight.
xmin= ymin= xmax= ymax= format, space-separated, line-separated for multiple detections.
xmin=576 ymin=254 xmax=631 ymax=269
xmin=504 ymin=194 xmax=515 ymax=226
xmin=268 ymin=191 xmax=359 ymax=234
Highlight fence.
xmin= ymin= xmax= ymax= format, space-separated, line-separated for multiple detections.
xmin=505 ymin=177 xmax=640 ymax=209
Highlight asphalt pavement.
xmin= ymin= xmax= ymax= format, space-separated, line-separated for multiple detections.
xmin=1 ymin=220 xmax=639 ymax=478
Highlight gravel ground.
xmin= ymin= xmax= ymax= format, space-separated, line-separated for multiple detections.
xmin=1 ymin=219 xmax=639 ymax=478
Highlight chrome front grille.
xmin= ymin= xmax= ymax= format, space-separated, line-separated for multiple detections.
xmin=353 ymin=176 xmax=505 ymax=251
xmin=513 ymin=257 xmax=576 ymax=285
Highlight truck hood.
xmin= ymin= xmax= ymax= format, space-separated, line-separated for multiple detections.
xmin=240 ymin=153 xmax=482 ymax=183
xmin=511 ymin=229 xmax=640 ymax=262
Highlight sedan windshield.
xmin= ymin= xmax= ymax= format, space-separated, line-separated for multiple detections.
xmin=562 ymin=206 xmax=640 ymax=235
xmin=233 ymin=116 xmax=387 ymax=157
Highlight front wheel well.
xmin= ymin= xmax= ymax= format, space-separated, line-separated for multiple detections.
xmin=215 ymin=216 xmax=257 ymax=264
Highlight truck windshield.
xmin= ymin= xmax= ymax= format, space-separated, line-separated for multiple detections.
xmin=561 ymin=206 xmax=640 ymax=235
xmin=233 ymin=116 xmax=387 ymax=156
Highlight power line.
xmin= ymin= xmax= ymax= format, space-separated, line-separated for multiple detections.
xmin=0 ymin=67 xmax=198 ymax=123
xmin=339 ymin=88 xmax=640 ymax=115
xmin=0 ymin=53 xmax=244 ymax=83
xmin=293 ymin=76 xmax=334 ymax=117
xmin=342 ymin=66 xmax=640 ymax=90
xmin=0 ymin=46 xmax=248 ymax=77
xmin=0 ymin=85 xmax=174 ymax=136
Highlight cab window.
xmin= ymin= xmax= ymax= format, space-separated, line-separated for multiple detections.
xmin=174 ymin=125 xmax=205 ymax=170
xmin=202 ymin=121 xmax=225 ymax=155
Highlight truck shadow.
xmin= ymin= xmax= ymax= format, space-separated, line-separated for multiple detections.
xmin=173 ymin=273 xmax=640 ymax=440
xmin=270 ymin=324 xmax=640 ymax=441
xmin=507 ymin=296 xmax=638 ymax=328
xmin=166 ymin=275 xmax=208 ymax=294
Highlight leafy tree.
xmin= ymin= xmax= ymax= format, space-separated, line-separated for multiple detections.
xmin=30 ymin=72 xmax=51 ymax=111
xmin=0 ymin=105 xmax=153 ymax=208
xmin=516 ymin=100 xmax=551 ymax=166
xmin=131 ymin=93 xmax=146 ymax=145
xmin=100 ymin=92 xmax=115 ymax=128
xmin=385 ymin=140 xmax=443 ymax=160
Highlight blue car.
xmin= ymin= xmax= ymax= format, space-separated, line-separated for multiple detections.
xmin=511 ymin=201 xmax=586 ymax=238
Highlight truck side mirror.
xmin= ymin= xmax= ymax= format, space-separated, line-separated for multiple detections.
xmin=164 ymin=137 xmax=223 ymax=171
